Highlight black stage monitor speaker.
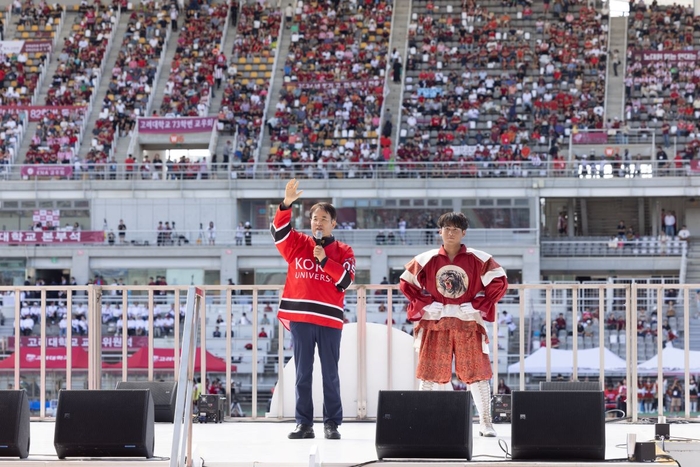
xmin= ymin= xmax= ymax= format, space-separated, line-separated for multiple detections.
xmin=0 ymin=390 xmax=30 ymax=458
xmin=197 ymin=394 xmax=226 ymax=423
xmin=116 ymin=381 xmax=177 ymax=423
xmin=511 ymin=390 xmax=605 ymax=460
xmin=376 ymin=390 xmax=472 ymax=460
xmin=540 ymin=381 xmax=600 ymax=391
xmin=492 ymin=393 xmax=511 ymax=423
xmin=54 ymin=390 xmax=154 ymax=459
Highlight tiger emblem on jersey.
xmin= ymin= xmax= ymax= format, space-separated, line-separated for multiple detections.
xmin=435 ymin=265 xmax=468 ymax=299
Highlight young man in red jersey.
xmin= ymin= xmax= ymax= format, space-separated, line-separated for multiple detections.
xmin=400 ymin=212 xmax=508 ymax=437
xmin=271 ymin=179 xmax=355 ymax=440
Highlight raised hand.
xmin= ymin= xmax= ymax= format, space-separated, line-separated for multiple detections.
xmin=283 ymin=178 xmax=303 ymax=207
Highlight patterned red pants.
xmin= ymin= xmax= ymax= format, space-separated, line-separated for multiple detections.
xmin=415 ymin=319 xmax=492 ymax=384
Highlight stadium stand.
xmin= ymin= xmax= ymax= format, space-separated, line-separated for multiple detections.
xmin=218 ymin=1 xmax=281 ymax=175
xmin=265 ymin=0 xmax=392 ymax=178
xmin=158 ymin=3 xmax=229 ymax=117
xmin=624 ymin=2 xmax=698 ymax=175
xmin=24 ymin=4 xmax=117 ymax=166
xmin=89 ymin=4 xmax=169 ymax=163
xmin=1 ymin=0 xmax=61 ymax=107
xmin=397 ymin=0 xmax=608 ymax=177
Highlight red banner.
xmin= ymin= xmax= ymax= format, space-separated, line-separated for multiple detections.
xmin=21 ymin=165 xmax=73 ymax=177
xmin=631 ymin=50 xmax=700 ymax=65
xmin=0 ymin=105 xmax=86 ymax=122
xmin=0 ymin=40 xmax=52 ymax=54
xmin=7 ymin=336 xmax=149 ymax=351
xmin=0 ymin=230 xmax=105 ymax=244
xmin=137 ymin=116 xmax=217 ymax=133
xmin=572 ymin=132 xmax=608 ymax=144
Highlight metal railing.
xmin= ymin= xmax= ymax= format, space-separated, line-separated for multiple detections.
xmin=541 ymin=238 xmax=687 ymax=257
xmin=0 ymin=228 xmax=538 ymax=247
xmin=2 ymin=158 xmax=697 ymax=182
xmin=1 ymin=282 xmax=698 ymax=423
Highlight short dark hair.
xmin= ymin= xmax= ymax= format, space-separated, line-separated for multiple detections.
xmin=309 ymin=202 xmax=337 ymax=221
xmin=437 ymin=212 xmax=468 ymax=230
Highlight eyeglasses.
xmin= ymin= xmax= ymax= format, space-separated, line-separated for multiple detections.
xmin=441 ymin=227 xmax=463 ymax=235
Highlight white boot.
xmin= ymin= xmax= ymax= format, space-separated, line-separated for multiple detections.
xmin=419 ymin=379 xmax=436 ymax=391
xmin=470 ymin=380 xmax=496 ymax=437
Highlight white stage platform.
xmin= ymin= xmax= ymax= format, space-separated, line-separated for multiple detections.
xmin=3 ymin=420 xmax=699 ymax=467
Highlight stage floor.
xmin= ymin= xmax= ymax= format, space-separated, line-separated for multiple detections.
xmin=7 ymin=419 xmax=700 ymax=467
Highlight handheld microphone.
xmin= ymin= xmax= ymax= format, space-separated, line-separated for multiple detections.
xmin=313 ymin=230 xmax=323 ymax=264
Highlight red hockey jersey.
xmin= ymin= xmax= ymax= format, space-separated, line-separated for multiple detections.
xmin=271 ymin=204 xmax=355 ymax=330
xmin=400 ymin=245 xmax=508 ymax=323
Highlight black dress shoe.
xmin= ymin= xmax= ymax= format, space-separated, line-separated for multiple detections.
xmin=288 ymin=424 xmax=314 ymax=439
xmin=324 ymin=421 xmax=341 ymax=440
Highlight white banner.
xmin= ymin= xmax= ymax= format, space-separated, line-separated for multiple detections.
xmin=0 ymin=40 xmax=53 ymax=54
xmin=450 ymin=145 xmax=477 ymax=157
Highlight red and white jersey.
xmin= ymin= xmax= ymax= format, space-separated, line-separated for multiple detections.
xmin=271 ymin=204 xmax=355 ymax=330
xmin=400 ymin=244 xmax=508 ymax=323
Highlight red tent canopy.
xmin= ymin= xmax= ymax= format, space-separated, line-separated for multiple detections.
xmin=0 ymin=347 xmax=89 ymax=370
xmin=107 ymin=347 xmax=236 ymax=372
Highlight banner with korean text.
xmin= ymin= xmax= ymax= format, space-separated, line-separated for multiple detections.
xmin=0 ymin=105 xmax=86 ymax=122
xmin=0 ymin=231 xmax=105 ymax=245
xmin=137 ymin=116 xmax=217 ymax=133
xmin=287 ymin=78 xmax=384 ymax=91
xmin=7 ymin=336 xmax=149 ymax=351
xmin=0 ymin=40 xmax=52 ymax=55
xmin=630 ymin=50 xmax=700 ymax=65
xmin=572 ymin=132 xmax=608 ymax=144
xmin=21 ymin=165 xmax=73 ymax=177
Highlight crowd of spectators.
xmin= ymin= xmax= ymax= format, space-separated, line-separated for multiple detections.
xmin=46 ymin=5 xmax=115 ymax=106
xmin=604 ymin=375 xmax=699 ymax=415
xmin=159 ymin=3 xmax=229 ymax=117
xmin=24 ymin=4 xmax=117 ymax=166
xmin=218 ymin=1 xmax=281 ymax=173
xmin=1 ymin=0 xmax=60 ymax=106
xmin=89 ymin=3 xmax=169 ymax=164
xmin=0 ymin=113 xmax=26 ymax=170
xmin=17 ymin=299 xmax=88 ymax=336
xmin=102 ymin=302 xmax=180 ymax=337
xmin=14 ymin=299 xmax=188 ymax=338
xmin=396 ymin=0 xmax=608 ymax=178
xmin=15 ymin=0 xmax=61 ymax=30
xmin=535 ymin=285 xmax=686 ymax=356
xmin=24 ymin=109 xmax=84 ymax=164
xmin=634 ymin=290 xmax=683 ymax=344
xmin=624 ymin=0 xmax=700 ymax=169
xmin=264 ymin=0 xmax=392 ymax=177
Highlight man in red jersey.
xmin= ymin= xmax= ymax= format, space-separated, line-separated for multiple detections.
xmin=270 ymin=179 xmax=355 ymax=440
xmin=400 ymin=212 xmax=508 ymax=437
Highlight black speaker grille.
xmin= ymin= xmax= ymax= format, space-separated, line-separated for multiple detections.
xmin=0 ymin=390 xmax=30 ymax=458
xmin=54 ymin=390 xmax=154 ymax=458
xmin=539 ymin=381 xmax=601 ymax=391
xmin=116 ymin=381 xmax=177 ymax=422
xmin=376 ymin=391 xmax=472 ymax=460
xmin=512 ymin=390 xmax=605 ymax=460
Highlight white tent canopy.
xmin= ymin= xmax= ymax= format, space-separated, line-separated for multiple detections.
xmin=507 ymin=347 xmax=628 ymax=374
xmin=637 ymin=343 xmax=700 ymax=374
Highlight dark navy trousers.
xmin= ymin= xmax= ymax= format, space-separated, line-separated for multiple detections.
xmin=290 ymin=321 xmax=342 ymax=426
